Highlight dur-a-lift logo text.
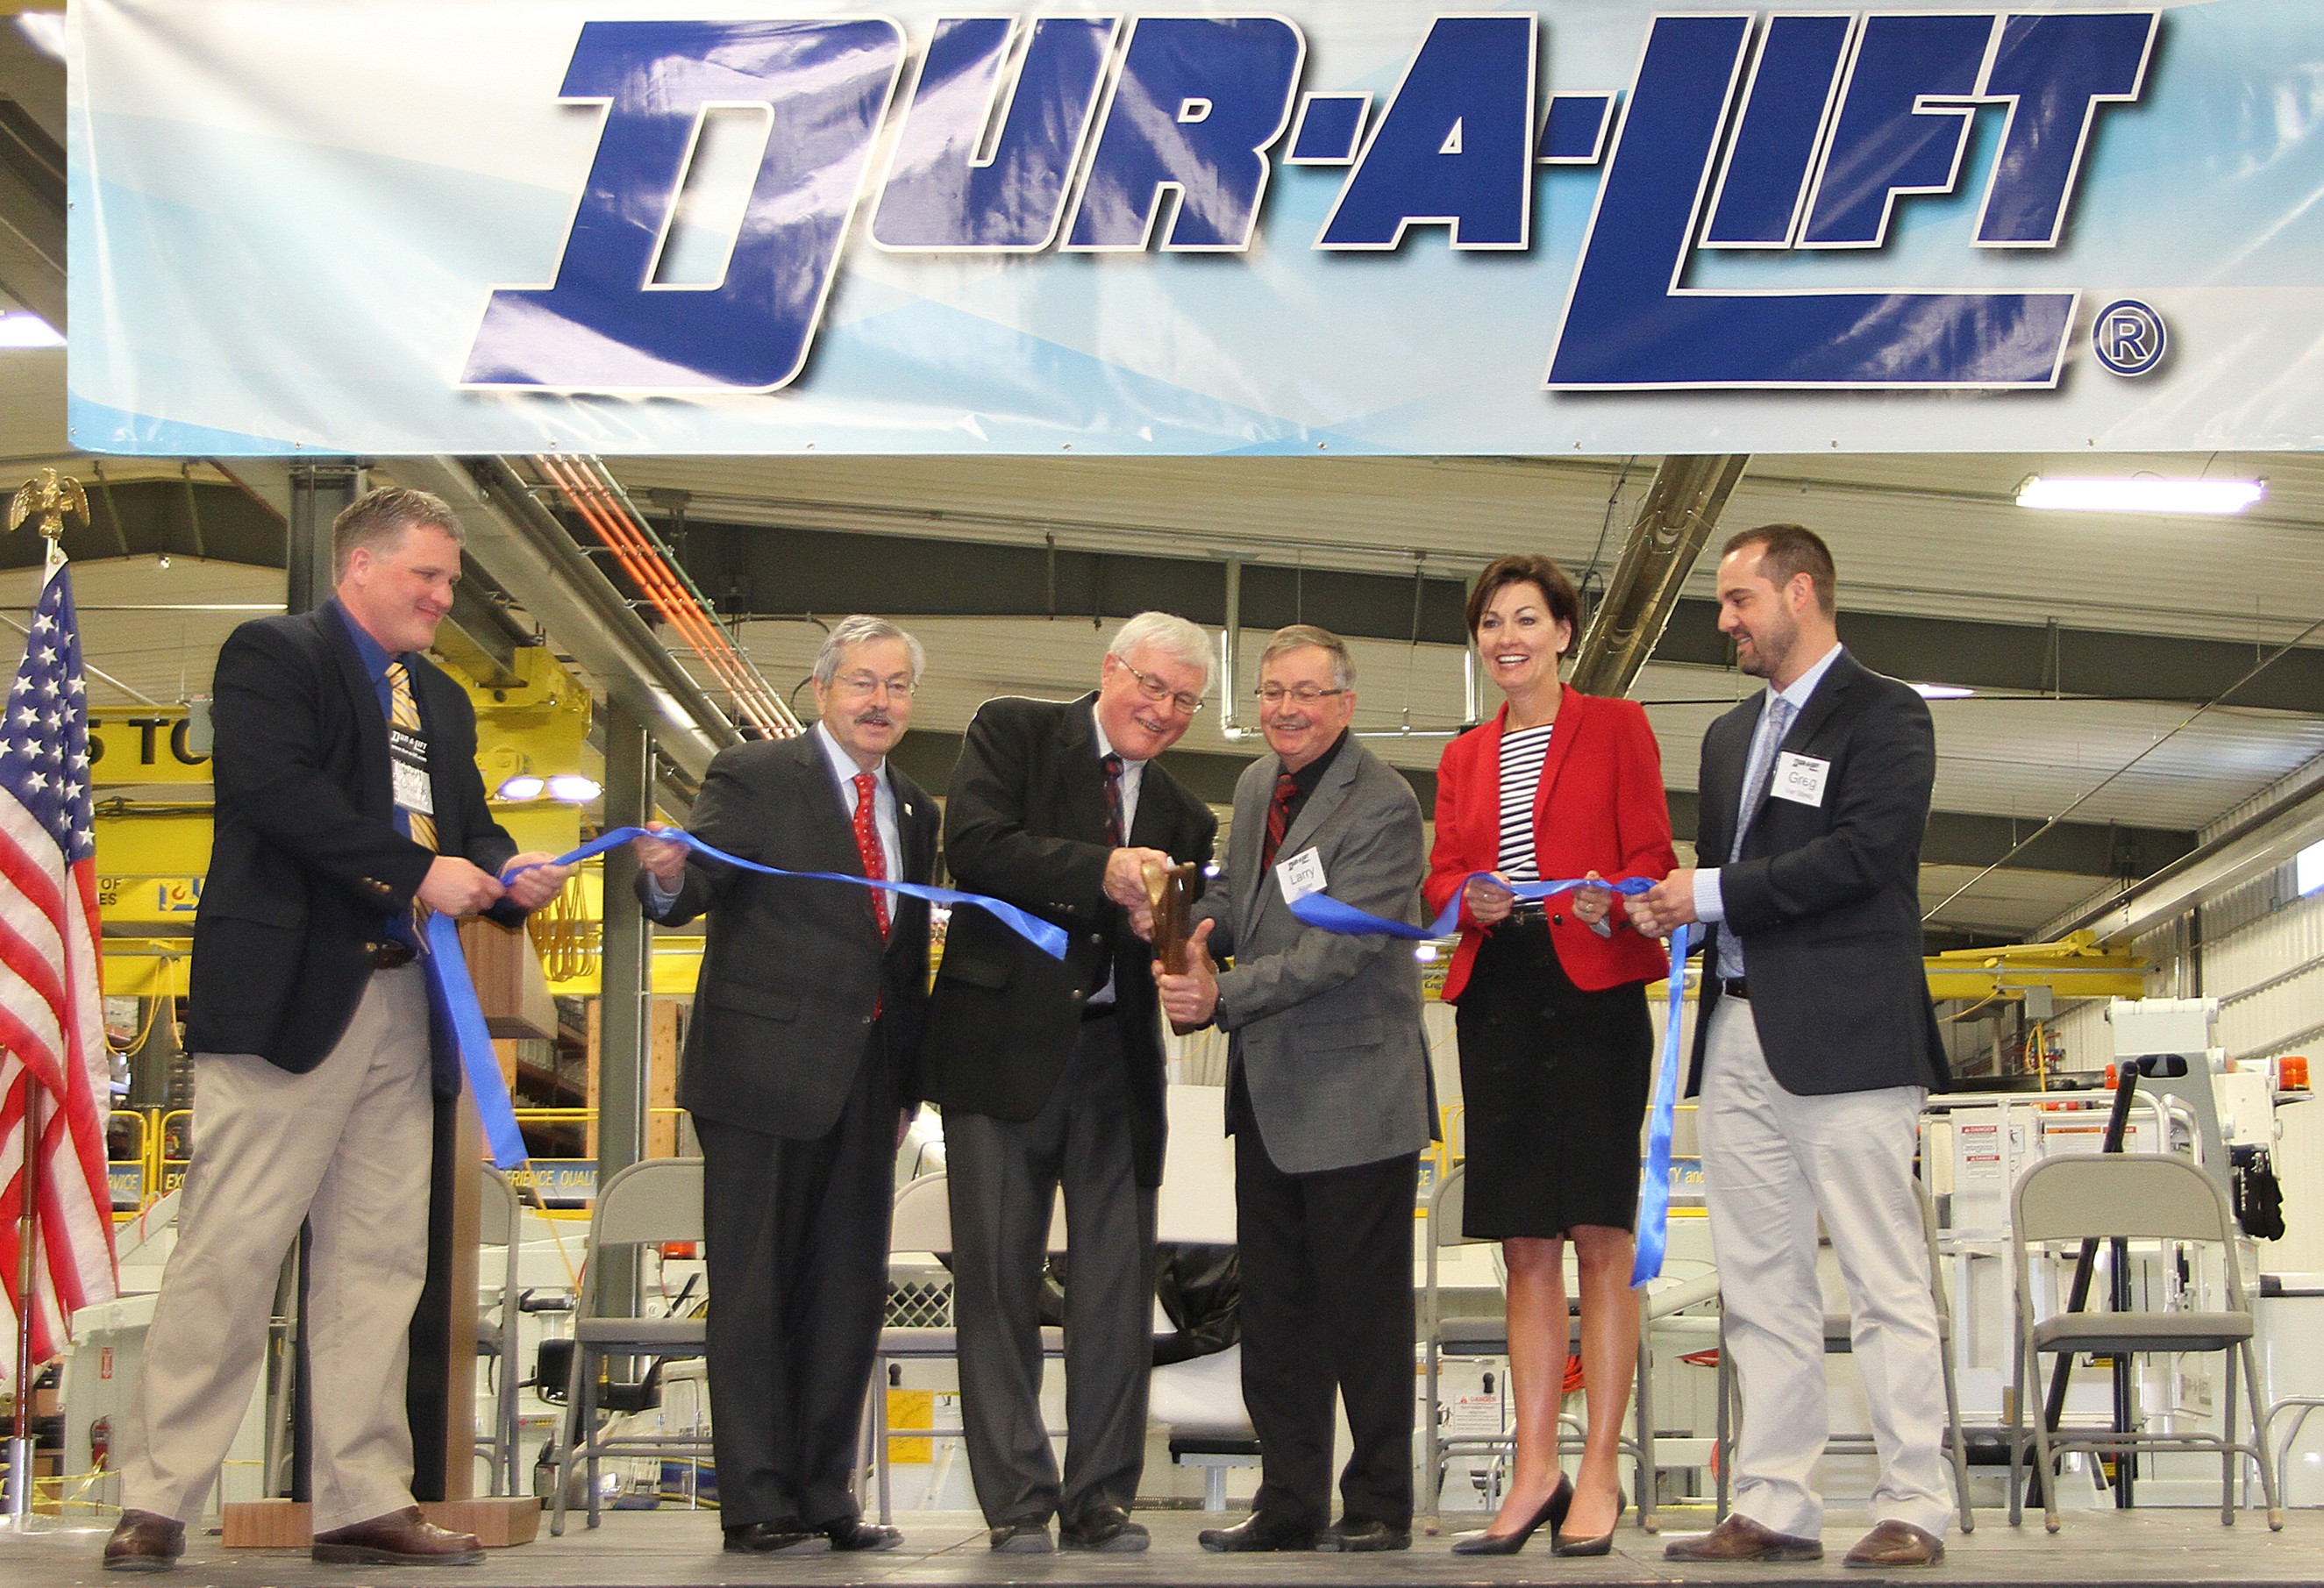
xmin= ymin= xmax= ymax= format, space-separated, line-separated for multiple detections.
xmin=459 ymin=10 xmax=2160 ymax=395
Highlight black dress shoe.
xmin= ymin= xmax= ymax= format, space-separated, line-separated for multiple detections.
xmin=1323 ymin=1519 xmax=1411 ymax=1552
xmin=988 ymin=1520 xmax=1053 ymax=1554
xmin=824 ymin=1518 xmax=903 ymax=1552
xmin=103 ymin=1510 xmax=184 ymax=1572
xmin=722 ymin=1521 xmax=827 ymax=1555
xmin=1198 ymin=1513 xmax=1322 ymax=1552
xmin=1059 ymin=1506 xmax=1150 ymax=1552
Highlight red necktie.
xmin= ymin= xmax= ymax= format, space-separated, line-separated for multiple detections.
xmin=1260 ymin=772 xmax=1297 ymax=872
xmin=852 ymin=772 xmax=889 ymax=938
xmin=1101 ymin=752 xmax=1125 ymax=846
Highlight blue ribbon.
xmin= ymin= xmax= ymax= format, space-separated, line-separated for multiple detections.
xmin=1630 ymin=925 xmax=1694 ymax=1288
xmin=422 ymin=911 xmax=531 ymax=1171
xmin=1287 ymin=870 xmax=1652 ymax=940
xmin=509 ymin=826 xmax=1071 ymax=961
xmin=1285 ymin=871 xmax=1692 ymax=1287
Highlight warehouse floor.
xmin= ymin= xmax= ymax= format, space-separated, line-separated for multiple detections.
xmin=8 ymin=1507 xmax=2322 ymax=1588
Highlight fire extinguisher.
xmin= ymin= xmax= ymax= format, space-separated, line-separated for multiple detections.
xmin=90 ymin=1415 xmax=111 ymax=1471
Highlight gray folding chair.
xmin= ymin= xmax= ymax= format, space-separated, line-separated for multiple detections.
xmin=550 ymin=1157 xmax=709 ymax=1535
xmin=1421 ymin=1165 xmax=1672 ymax=1533
xmin=474 ymin=1166 xmax=524 ymax=1497
xmin=1715 ymin=1174 xmax=1975 ymax=1531
xmin=2007 ymin=1152 xmax=2283 ymax=1533
xmin=866 ymin=1171 xmax=1065 ymax=1524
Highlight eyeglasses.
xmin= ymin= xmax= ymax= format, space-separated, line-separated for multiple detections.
xmin=1256 ymin=684 xmax=1347 ymax=707
xmin=831 ymin=673 xmax=916 ymax=699
xmin=1119 ymin=660 xmax=1206 ymax=716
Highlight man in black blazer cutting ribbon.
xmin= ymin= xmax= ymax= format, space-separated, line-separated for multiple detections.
xmin=1629 ymin=524 xmax=1953 ymax=1570
xmin=634 ymin=616 xmax=938 ymax=1556
xmin=921 ymin=612 xmax=1216 ymax=1555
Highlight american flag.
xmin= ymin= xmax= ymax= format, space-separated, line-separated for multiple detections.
xmin=0 ymin=561 xmax=117 ymax=1369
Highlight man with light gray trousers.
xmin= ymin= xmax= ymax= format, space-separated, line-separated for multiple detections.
xmin=1157 ymin=625 xmax=1433 ymax=1555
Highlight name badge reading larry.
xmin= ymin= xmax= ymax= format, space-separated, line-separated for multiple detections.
xmin=1275 ymin=847 xmax=1327 ymax=903
xmin=389 ymin=726 xmax=434 ymax=816
xmin=1771 ymin=750 xmax=1829 ymax=808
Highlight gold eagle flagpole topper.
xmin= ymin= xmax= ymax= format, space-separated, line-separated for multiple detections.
xmin=9 ymin=467 xmax=89 ymax=577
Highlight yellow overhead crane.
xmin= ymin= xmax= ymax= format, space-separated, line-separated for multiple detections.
xmin=1921 ymin=929 xmax=2148 ymax=1004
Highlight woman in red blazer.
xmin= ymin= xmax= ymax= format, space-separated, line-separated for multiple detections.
xmin=1427 ymin=554 xmax=1676 ymax=1556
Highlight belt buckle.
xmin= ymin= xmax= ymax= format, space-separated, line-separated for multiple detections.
xmin=374 ymin=940 xmax=416 ymax=970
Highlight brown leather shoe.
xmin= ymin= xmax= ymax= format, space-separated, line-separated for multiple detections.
xmin=310 ymin=1506 xmax=485 ymax=1566
xmin=1664 ymin=1513 xmax=1824 ymax=1563
xmin=103 ymin=1510 xmax=184 ymax=1572
xmin=1844 ymin=1520 xmax=1945 ymax=1568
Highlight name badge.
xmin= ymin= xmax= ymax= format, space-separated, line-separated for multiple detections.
xmin=1771 ymin=750 xmax=1829 ymax=808
xmin=389 ymin=726 xmax=434 ymax=816
xmin=1275 ymin=847 xmax=1327 ymax=903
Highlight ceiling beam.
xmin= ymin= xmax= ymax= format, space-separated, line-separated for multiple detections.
xmin=670 ymin=517 xmax=2324 ymax=716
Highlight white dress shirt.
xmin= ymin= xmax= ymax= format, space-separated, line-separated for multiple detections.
xmin=1087 ymin=705 xmax=1144 ymax=1008
xmin=1693 ymin=641 xmax=1844 ymax=980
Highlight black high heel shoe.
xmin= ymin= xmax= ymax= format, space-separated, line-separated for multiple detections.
xmin=1450 ymin=1474 xmax=1572 ymax=1556
xmin=1551 ymin=1490 xmax=1627 ymax=1557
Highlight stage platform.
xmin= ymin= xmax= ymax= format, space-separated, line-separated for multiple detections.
xmin=7 ymin=1508 xmax=2321 ymax=1588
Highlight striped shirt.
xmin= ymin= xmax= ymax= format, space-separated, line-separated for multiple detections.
xmin=1495 ymin=721 xmax=1554 ymax=880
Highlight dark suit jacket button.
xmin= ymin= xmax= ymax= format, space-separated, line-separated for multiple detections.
xmin=860 ymin=1015 xmax=873 ymax=1026
xmin=1071 ymin=989 xmax=1086 ymax=1001
xmin=363 ymin=942 xmax=378 ymax=955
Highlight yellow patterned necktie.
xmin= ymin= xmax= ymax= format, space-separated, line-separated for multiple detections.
xmin=387 ymin=659 xmax=436 ymax=934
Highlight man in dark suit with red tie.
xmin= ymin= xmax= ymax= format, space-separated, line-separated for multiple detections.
xmin=921 ymin=612 xmax=1217 ymax=1555
xmin=633 ymin=616 xmax=938 ymax=1556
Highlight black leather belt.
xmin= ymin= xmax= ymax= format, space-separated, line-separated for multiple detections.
xmin=374 ymin=941 xmax=417 ymax=969
xmin=1717 ymin=976 xmax=1749 ymax=1000
xmin=1080 ymin=1001 xmax=1119 ymax=1022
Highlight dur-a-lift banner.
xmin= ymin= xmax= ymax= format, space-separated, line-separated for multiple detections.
xmin=67 ymin=0 xmax=2324 ymax=455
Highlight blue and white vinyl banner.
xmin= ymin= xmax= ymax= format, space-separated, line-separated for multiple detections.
xmin=68 ymin=0 xmax=2324 ymax=455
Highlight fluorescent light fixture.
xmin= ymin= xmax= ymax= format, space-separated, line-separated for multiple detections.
xmin=545 ymin=773 xmax=602 ymax=802
xmin=1414 ymin=943 xmax=1439 ymax=963
xmin=495 ymin=773 xmax=545 ymax=801
xmin=2016 ymin=475 xmax=2264 ymax=515
xmin=0 ymin=312 xmax=63 ymax=349
xmin=2298 ymin=837 xmax=2324 ymax=899
xmin=15 ymin=13 xmax=64 ymax=59
xmin=1912 ymin=682 xmax=1976 ymax=701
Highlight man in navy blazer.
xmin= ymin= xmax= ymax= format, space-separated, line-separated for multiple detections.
xmin=1629 ymin=524 xmax=1953 ymax=1570
xmin=634 ymin=616 xmax=938 ymax=1556
xmin=108 ymin=488 xmax=571 ymax=1572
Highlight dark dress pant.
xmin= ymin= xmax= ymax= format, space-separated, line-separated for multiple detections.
xmin=944 ymin=1013 xmax=1158 ymax=1527
xmin=694 ymin=1031 xmax=894 ymax=1530
xmin=1234 ymin=1120 xmax=1419 ymax=1530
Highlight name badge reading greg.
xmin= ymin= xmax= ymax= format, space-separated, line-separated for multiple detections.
xmin=1771 ymin=750 xmax=1829 ymax=808
xmin=389 ymin=726 xmax=434 ymax=816
xmin=1275 ymin=847 xmax=1327 ymax=903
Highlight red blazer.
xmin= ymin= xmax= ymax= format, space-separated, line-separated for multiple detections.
xmin=1426 ymin=687 xmax=1677 ymax=1002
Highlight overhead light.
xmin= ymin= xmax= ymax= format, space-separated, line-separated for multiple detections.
xmin=1912 ymin=682 xmax=1976 ymax=701
xmin=0 ymin=312 xmax=62 ymax=349
xmin=14 ymin=14 xmax=64 ymax=60
xmin=496 ymin=773 xmax=545 ymax=801
xmin=2298 ymin=837 xmax=2324 ymax=899
xmin=2015 ymin=475 xmax=2265 ymax=514
xmin=545 ymin=773 xmax=602 ymax=802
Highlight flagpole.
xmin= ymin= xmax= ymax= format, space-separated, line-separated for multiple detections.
xmin=7 ymin=1079 xmax=39 ymax=1524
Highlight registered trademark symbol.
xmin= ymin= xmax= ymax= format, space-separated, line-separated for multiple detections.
xmin=2092 ymin=298 xmax=2167 ymax=377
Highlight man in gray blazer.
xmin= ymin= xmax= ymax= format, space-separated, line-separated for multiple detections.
xmin=1156 ymin=625 xmax=1432 ymax=1555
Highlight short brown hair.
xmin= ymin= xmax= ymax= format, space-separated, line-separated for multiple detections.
xmin=1258 ymin=623 xmax=1353 ymax=690
xmin=1465 ymin=554 xmax=1581 ymax=651
xmin=333 ymin=486 xmax=463 ymax=580
xmin=1722 ymin=523 xmax=1836 ymax=615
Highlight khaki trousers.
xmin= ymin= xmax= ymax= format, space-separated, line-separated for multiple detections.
xmin=1698 ymin=997 xmax=1952 ymax=1540
xmin=119 ymin=963 xmax=435 ymax=1533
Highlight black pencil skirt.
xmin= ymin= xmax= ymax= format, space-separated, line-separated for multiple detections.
xmin=1451 ymin=917 xmax=1653 ymax=1241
